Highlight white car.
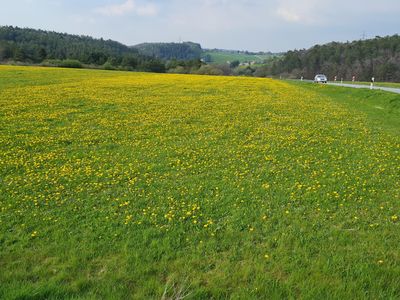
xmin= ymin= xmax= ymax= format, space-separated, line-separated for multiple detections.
xmin=314 ymin=74 xmax=328 ymax=83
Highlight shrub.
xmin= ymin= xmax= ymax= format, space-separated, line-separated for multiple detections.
xmin=43 ymin=59 xmax=82 ymax=68
xmin=41 ymin=59 xmax=62 ymax=67
xmin=195 ymin=65 xmax=224 ymax=76
xmin=139 ymin=60 xmax=166 ymax=73
xmin=58 ymin=59 xmax=82 ymax=68
xmin=167 ymin=66 xmax=188 ymax=74
xmin=103 ymin=62 xmax=115 ymax=70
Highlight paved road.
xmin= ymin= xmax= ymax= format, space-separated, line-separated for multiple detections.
xmin=327 ymin=82 xmax=400 ymax=94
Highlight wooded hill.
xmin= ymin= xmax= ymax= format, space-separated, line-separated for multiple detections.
xmin=272 ymin=35 xmax=400 ymax=81
xmin=132 ymin=42 xmax=202 ymax=60
xmin=0 ymin=26 xmax=165 ymax=72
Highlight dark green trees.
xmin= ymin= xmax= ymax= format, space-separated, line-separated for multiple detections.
xmin=272 ymin=35 xmax=400 ymax=82
xmin=0 ymin=26 xmax=166 ymax=73
xmin=132 ymin=42 xmax=202 ymax=60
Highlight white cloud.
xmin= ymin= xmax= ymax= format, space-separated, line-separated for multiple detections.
xmin=277 ymin=8 xmax=301 ymax=23
xmin=166 ymin=0 xmax=269 ymax=32
xmin=95 ymin=0 xmax=158 ymax=17
xmin=275 ymin=0 xmax=325 ymax=24
xmin=135 ymin=3 xmax=158 ymax=16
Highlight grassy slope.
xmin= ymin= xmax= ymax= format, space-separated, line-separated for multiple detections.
xmin=0 ymin=66 xmax=399 ymax=299
xmin=202 ymin=50 xmax=273 ymax=64
xmin=289 ymin=81 xmax=400 ymax=133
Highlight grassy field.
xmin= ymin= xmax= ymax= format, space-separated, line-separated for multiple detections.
xmin=202 ymin=50 xmax=275 ymax=64
xmin=1 ymin=65 xmax=399 ymax=299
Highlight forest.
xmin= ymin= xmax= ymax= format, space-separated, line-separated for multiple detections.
xmin=0 ymin=26 xmax=165 ymax=72
xmin=270 ymin=35 xmax=400 ymax=81
xmin=132 ymin=42 xmax=202 ymax=60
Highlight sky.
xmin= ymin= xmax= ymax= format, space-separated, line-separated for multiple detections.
xmin=1 ymin=0 xmax=400 ymax=52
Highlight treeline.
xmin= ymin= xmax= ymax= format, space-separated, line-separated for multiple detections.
xmin=2 ymin=26 xmax=400 ymax=82
xmin=0 ymin=26 xmax=165 ymax=72
xmin=271 ymin=35 xmax=400 ymax=82
xmin=166 ymin=59 xmax=273 ymax=76
xmin=133 ymin=42 xmax=202 ymax=60
xmin=205 ymin=48 xmax=275 ymax=56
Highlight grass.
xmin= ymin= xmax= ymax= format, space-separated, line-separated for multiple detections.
xmin=0 ymin=65 xmax=399 ymax=299
xmin=290 ymin=80 xmax=400 ymax=132
xmin=202 ymin=50 xmax=274 ymax=64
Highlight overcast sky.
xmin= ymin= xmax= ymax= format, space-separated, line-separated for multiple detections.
xmin=1 ymin=0 xmax=400 ymax=52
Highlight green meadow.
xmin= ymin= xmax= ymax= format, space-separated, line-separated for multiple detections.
xmin=0 ymin=66 xmax=399 ymax=299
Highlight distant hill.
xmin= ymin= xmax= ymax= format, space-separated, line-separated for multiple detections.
xmin=132 ymin=42 xmax=202 ymax=60
xmin=202 ymin=49 xmax=280 ymax=64
xmin=273 ymin=35 xmax=400 ymax=82
xmin=0 ymin=26 xmax=165 ymax=72
xmin=0 ymin=26 xmax=133 ymax=63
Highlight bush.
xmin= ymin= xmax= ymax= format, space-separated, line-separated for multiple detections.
xmin=42 ymin=59 xmax=82 ymax=68
xmin=233 ymin=66 xmax=254 ymax=76
xmin=214 ymin=64 xmax=232 ymax=76
xmin=139 ymin=60 xmax=166 ymax=73
xmin=103 ymin=62 xmax=116 ymax=70
xmin=167 ymin=66 xmax=188 ymax=74
xmin=253 ymin=65 xmax=269 ymax=77
xmin=41 ymin=59 xmax=62 ymax=67
xmin=230 ymin=60 xmax=240 ymax=68
xmin=195 ymin=65 xmax=224 ymax=76
xmin=58 ymin=59 xmax=82 ymax=68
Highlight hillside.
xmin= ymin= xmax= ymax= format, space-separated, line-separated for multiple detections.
xmin=1 ymin=65 xmax=399 ymax=299
xmin=273 ymin=35 xmax=400 ymax=81
xmin=202 ymin=49 xmax=278 ymax=64
xmin=132 ymin=42 xmax=202 ymax=60
xmin=0 ymin=26 xmax=165 ymax=72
